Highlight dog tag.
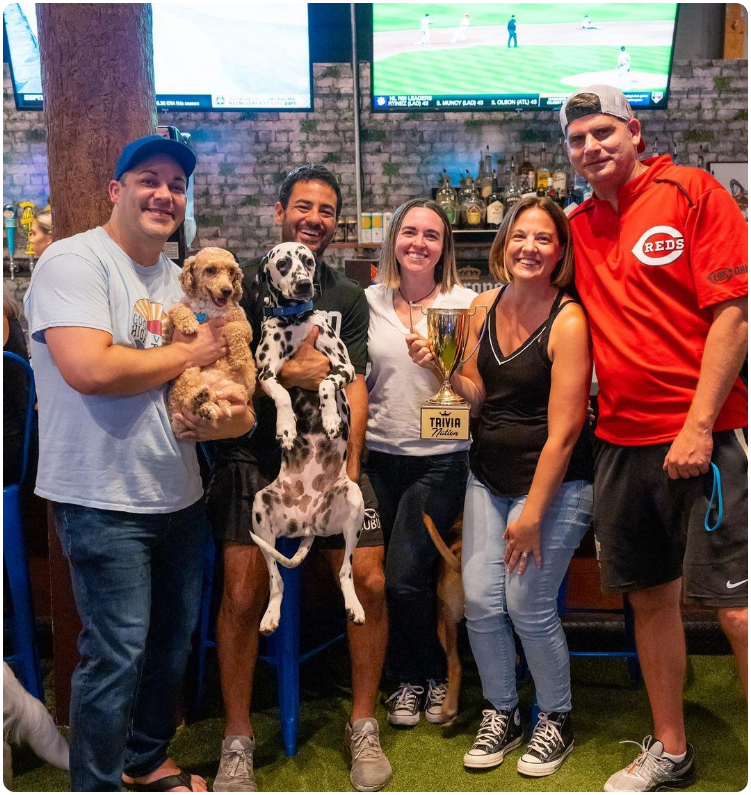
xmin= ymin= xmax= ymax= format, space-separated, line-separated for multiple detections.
xmin=420 ymin=406 xmax=470 ymax=441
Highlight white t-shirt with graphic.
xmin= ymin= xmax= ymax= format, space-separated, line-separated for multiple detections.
xmin=24 ymin=226 xmax=203 ymax=513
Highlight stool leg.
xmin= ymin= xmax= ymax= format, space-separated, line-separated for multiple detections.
xmin=3 ymin=486 xmax=44 ymax=701
xmin=276 ymin=539 xmax=301 ymax=757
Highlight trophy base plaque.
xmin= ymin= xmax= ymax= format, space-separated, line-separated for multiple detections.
xmin=420 ymin=405 xmax=470 ymax=441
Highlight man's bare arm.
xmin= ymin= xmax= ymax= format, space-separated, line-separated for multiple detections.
xmin=45 ymin=320 xmax=227 ymax=397
xmin=664 ymin=295 xmax=748 ymax=479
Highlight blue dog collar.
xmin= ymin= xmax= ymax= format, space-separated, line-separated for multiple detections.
xmin=263 ymin=301 xmax=314 ymax=318
xmin=193 ymin=311 xmax=207 ymax=323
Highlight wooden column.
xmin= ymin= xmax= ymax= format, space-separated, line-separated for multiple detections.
xmin=724 ymin=4 xmax=747 ymax=59
xmin=36 ymin=2 xmax=158 ymax=724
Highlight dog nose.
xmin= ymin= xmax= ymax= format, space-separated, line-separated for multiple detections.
xmin=221 ymin=286 xmax=233 ymax=297
xmin=295 ymin=279 xmax=313 ymax=296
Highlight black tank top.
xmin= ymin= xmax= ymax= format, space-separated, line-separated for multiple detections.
xmin=470 ymin=286 xmax=594 ymax=497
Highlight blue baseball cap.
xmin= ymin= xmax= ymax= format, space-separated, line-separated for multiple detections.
xmin=113 ymin=134 xmax=196 ymax=181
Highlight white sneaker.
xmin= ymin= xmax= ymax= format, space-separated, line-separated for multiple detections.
xmin=604 ymin=736 xmax=696 ymax=792
xmin=385 ymin=682 xmax=424 ymax=726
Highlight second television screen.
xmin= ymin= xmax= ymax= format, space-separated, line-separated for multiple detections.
xmin=371 ymin=3 xmax=678 ymax=112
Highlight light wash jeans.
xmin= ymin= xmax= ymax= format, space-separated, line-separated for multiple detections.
xmin=462 ymin=474 xmax=593 ymax=714
xmin=54 ymin=500 xmax=207 ymax=791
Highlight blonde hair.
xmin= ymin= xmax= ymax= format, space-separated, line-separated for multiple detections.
xmin=33 ymin=210 xmax=53 ymax=235
xmin=376 ymin=199 xmax=461 ymax=293
xmin=488 ymin=196 xmax=575 ymax=289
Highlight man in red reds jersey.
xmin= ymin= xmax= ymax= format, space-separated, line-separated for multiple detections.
xmin=561 ymin=85 xmax=748 ymax=792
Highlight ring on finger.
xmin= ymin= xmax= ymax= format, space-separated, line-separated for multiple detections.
xmin=521 ymin=551 xmax=529 ymax=559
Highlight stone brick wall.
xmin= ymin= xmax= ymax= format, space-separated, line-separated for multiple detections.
xmin=3 ymin=58 xmax=747 ymax=279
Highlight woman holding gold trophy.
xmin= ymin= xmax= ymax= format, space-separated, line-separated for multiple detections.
xmin=364 ymin=199 xmax=475 ymax=727
xmin=409 ymin=196 xmax=594 ymax=778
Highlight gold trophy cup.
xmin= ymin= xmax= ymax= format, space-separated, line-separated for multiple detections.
xmin=419 ymin=307 xmax=476 ymax=440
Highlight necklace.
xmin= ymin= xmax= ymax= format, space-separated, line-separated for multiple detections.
xmin=398 ymin=283 xmax=437 ymax=305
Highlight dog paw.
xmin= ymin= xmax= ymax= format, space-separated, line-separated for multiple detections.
xmin=192 ymin=386 xmax=211 ymax=407
xmin=260 ymin=611 xmax=280 ymax=635
xmin=345 ymin=606 xmax=366 ymax=625
xmin=198 ymin=403 xmax=220 ymax=421
xmin=322 ymin=415 xmax=343 ymax=439
xmin=276 ymin=423 xmax=297 ymax=449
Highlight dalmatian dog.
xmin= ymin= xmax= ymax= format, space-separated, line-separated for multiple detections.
xmin=250 ymin=242 xmax=365 ymax=635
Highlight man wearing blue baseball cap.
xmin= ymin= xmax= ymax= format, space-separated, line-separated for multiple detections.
xmin=24 ymin=135 xmax=255 ymax=791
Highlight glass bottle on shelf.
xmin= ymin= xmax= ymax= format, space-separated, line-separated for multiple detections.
xmin=480 ymin=146 xmax=493 ymax=199
xmin=651 ymin=138 xmax=659 ymax=159
xmin=460 ymin=173 xmax=485 ymax=230
xmin=536 ymin=143 xmax=550 ymax=194
xmin=551 ymin=137 xmax=569 ymax=200
xmin=518 ymin=144 xmax=536 ymax=194
xmin=485 ymin=170 xmax=505 ymax=229
xmin=436 ymin=170 xmax=460 ymax=228
xmin=504 ymin=161 xmax=521 ymax=210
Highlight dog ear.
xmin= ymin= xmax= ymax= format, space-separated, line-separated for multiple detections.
xmin=180 ymin=256 xmax=197 ymax=294
xmin=231 ymin=263 xmax=243 ymax=302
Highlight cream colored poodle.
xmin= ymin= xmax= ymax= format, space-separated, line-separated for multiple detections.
xmin=165 ymin=247 xmax=256 ymax=435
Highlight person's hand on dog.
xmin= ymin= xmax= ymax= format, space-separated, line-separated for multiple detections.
xmin=503 ymin=513 xmax=542 ymax=575
xmin=173 ymin=317 xmax=228 ymax=368
xmin=174 ymin=382 xmax=256 ymax=441
xmin=279 ymin=327 xmax=331 ymax=390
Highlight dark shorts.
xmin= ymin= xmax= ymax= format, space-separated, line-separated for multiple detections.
xmin=593 ymin=428 xmax=748 ymax=607
xmin=206 ymin=458 xmax=383 ymax=549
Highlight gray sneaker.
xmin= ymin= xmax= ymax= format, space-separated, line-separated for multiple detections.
xmin=214 ymin=735 xmax=257 ymax=792
xmin=604 ymin=736 xmax=696 ymax=792
xmin=345 ymin=718 xmax=392 ymax=792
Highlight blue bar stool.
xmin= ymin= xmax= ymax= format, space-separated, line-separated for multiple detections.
xmin=188 ymin=534 xmax=345 ymax=756
xmin=527 ymin=571 xmax=641 ymax=726
xmin=3 ymin=350 xmax=44 ymax=701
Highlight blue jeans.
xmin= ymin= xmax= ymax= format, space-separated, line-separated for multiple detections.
xmin=53 ymin=500 xmax=207 ymax=791
xmin=462 ymin=475 xmax=592 ymax=714
xmin=364 ymin=449 xmax=469 ymax=683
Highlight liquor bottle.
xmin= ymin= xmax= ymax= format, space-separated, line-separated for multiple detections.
xmin=504 ymin=161 xmax=521 ymax=209
xmin=518 ymin=144 xmax=536 ymax=194
xmin=436 ymin=170 xmax=459 ymax=228
xmin=536 ymin=143 xmax=550 ymax=194
xmin=551 ymin=138 xmax=569 ymax=200
xmin=485 ymin=170 xmax=505 ymax=229
xmin=461 ymin=176 xmax=485 ymax=229
xmin=651 ymin=138 xmax=659 ymax=159
xmin=672 ymin=140 xmax=679 ymax=165
xmin=479 ymin=156 xmax=493 ymax=200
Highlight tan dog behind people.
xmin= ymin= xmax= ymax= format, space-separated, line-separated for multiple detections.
xmin=165 ymin=247 xmax=256 ymax=435
xmin=423 ymin=513 xmax=464 ymax=725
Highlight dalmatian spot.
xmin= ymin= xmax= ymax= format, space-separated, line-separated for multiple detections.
xmin=349 ymin=553 xmax=354 ymax=565
xmin=284 ymin=330 xmax=293 ymax=341
xmin=273 ymin=332 xmax=281 ymax=342
xmin=287 ymin=520 xmax=299 ymax=534
xmin=255 ymin=512 xmax=263 ymax=525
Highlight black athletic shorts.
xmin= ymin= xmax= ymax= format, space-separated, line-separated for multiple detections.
xmin=593 ymin=428 xmax=748 ymax=607
xmin=206 ymin=458 xmax=383 ymax=549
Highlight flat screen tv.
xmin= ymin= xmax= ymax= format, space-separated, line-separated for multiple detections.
xmin=4 ymin=2 xmax=313 ymax=112
xmin=371 ymin=3 xmax=678 ymax=112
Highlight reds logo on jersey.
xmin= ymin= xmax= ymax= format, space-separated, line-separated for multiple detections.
xmin=631 ymin=226 xmax=685 ymax=266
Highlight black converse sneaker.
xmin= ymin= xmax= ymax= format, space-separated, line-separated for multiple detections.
xmin=517 ymin=711 xmax=574 ymax=777
xmin=385 ymin=683 xmax=424 ymax=727
xmin=603 ymin=736 xmax=697 ymax=792
xmin=424 ymin=679 xmax=449 ymax=724
xmin=463 ymin=705 xmax=523 ymax=769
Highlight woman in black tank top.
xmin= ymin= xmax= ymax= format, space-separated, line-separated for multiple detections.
xmin=409 ymin=197 xmax=594 ymax=777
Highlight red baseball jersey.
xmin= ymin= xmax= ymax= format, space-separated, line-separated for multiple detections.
xmin=570 ymin=155 xmax=748 ymax=445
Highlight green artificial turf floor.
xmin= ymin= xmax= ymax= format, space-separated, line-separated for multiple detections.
xmin=9 ymin=648 xmax=748 ymax=792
